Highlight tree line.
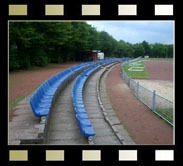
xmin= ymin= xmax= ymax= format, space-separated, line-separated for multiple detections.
xmin=9 ymin=22 xmax=173 ymax=71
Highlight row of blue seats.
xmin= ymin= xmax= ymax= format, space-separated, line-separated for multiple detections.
xmin=98 ymin=58 xmax=130 ymax=63
xmin=102 ymin=59 xmax=115 ymax=65
xmin=71 ymin=63 xmax=85 ymax=72
xmin=85 ymin=61 xmax=95 ymax=66
xmin=29 ymin=59 xmax=126 ymax=117
xmin=72 ymin=64 xmax=102 ymax=137
xmin=30 ymin=63 xmax=87 ymax=117
xmin=98 ymin=59 xmax=121 ymax=66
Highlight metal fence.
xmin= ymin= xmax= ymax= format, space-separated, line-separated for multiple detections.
xmin=122 ymin=57 xmax=174 ymax=126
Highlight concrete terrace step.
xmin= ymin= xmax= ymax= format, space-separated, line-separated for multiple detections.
xmin=83 ymin=66 xmax=121 ymax=145
xmin=47 ymin=79 xmax=88 ymax=145
xmin=99 ymin=64 xmax=136 ymax=145
xmin=9 ymin=60 xmax=126 ymax=145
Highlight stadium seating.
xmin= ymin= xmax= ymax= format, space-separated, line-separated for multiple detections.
xmin=72 ymin=64 xmax=102 ymax=137
xmin=29 ymin=63 xmax=87 ymax=117
xmin=71 ymin=63 xmax=85 ymax=72
xmin=30 ymin=59 xmax=121 ymax=131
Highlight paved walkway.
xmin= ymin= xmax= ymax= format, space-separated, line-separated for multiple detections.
xmin=47 ymin=66 xmax=121 ymax=145
xmin=83 ymin=67 xmax=121 ymax=145
xmin=47 ymin=79 xmax=88 ymax=145
xmin=99 ymin=66 xmax=135 ymax=145
xmin=9 ymin=62 xmax=137 ymax=145
xmin=9 ymin=95 xmax=40 ymax=145
xmin=106 ymin=63 xmax=173 ymax=145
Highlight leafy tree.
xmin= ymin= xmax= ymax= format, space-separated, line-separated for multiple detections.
xmin=133 ymin=43 xmax=145 ymax=58
xmin=142 ymin=40 xmax=151 ymax=57
xmin=167 ymin=44 xmax=173 ymax=58
xmin=9 ymin=22 xmax=174 ymax=72
xmin=150 ymin=43 xmax=168 ymax=58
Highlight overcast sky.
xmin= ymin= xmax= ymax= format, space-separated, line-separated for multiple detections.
xmin=87 ymin=21 xmax=174 ymax=44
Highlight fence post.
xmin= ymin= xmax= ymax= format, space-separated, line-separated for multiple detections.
xmin=152 ymin=90 xmax=156 ymax=112
xmin=129 ymin=78 xmax=131 ymax=89
xmin=137 ymin=81 xmax=139 ymax=98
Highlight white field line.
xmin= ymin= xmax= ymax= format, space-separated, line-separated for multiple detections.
xmin=128 ymin=60 xmax=145 ymax=71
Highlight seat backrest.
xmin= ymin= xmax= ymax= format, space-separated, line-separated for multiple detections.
xmin=33 ymin=93 xmax=40 ymax=105
xmin=30 ymin=97 xmax=36 ymax=111
xmin=48 ymin=76 xmax=55 ymax=85
xmin=36 ymin=89 xmax=43 ymax=101
xmin=72 ymin=65 xmax=79 ymax=71
xmin=64 ymin=68 xmax=72 ymax=75
xmin=40 ymin=83 xmax=47 ymax=94
xmin=78 ymin=63 xmax=83 ymax=66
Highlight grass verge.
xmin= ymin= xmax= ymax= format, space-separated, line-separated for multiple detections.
xmin=9 ymin=95 xmax=28 ymax=112
xmin=9 ymin=83 xmax=41 ymax=113
xmin=155 ymin=108 xmax=173 ymax=125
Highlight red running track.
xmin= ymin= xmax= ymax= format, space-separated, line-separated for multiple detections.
xmin=106 ymin=63 xmax=173 ymax=145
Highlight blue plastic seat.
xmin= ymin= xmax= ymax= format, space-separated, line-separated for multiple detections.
xmin=74 ymin=104 xmax=85 ymax=108
xmin=30 ymin=97 xmax=50 ymax=117
xmin=30 ymin=66 xmax=79 ymax=117
xmin=36 ymin=89 xmax=53 ymax=100
xmin=71 ymin=63 xmax=105 ymax=137
xmin=72 ymin=65 xmax=84 ymax=72
xmin=74 ymin=100 xmax=84 ymax=107
xmin=74 ymin=107 xmax=86 ymax=113
xmin=79 ymin=125 xmax=95 ymax=136
xmin=73 ymin=96 xmax=82 ymax=102
xmin=78 ymin=118 xmax=91 ymax=126
xmin=32 ymin=95 xmax=51 ymax=108
xmin=40 ymin=87 xmax=55 ymax=96
xmin=76 ymin=112 xmax=88 ymax=119
xmin=33 ymin=93 xmax=52 ymax=107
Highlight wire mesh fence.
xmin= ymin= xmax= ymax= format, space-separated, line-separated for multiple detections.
xmin=138 ymin=84 xmax=154 ymax=108
xmin=121 ymin=58 xmax=174 ymax=126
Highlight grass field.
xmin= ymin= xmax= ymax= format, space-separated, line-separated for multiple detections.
xmin=123 ymin=60 xmax=150 ymax=79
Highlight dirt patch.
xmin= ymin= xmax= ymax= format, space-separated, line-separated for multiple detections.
xmin=106 ymin=64 xmax=173 ymax=145
xmin=134 ymin=79 xmax=174 ymax=102
xmin=134 ymin=60 xmax=174 ymax=102
xmin=144 ymin=60 xmax=173 ymax=81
